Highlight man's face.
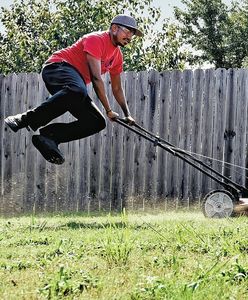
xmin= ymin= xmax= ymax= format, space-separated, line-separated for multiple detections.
xmin=111 ymin=24 xmax=135 ymax=47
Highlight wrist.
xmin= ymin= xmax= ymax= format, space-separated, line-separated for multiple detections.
xmin=106 ymin=109 xmax=112 ymax=114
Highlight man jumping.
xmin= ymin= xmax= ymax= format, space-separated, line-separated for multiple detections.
xmin=5 ymin=14 xmax=142 ymax=164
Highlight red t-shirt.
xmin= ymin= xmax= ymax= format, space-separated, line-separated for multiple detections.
xmin=46 ymin=31 xmax=123 ymax=84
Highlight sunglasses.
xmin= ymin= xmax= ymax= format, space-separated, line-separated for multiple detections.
xmin=117 ymin=25 xmax=136 ymax=37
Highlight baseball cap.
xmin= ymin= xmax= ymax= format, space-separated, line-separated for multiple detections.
xmin=111 ymin=14 xmax=143 ymax=37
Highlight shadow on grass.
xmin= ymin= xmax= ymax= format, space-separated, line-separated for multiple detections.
xmin=61 ymin=221 xmax=151 ymax=230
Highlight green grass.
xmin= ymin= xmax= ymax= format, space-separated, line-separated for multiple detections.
xmin=0 ymin=211 xmax=248 ymax=299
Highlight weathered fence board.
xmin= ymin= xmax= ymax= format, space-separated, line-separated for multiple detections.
xmin=144 ymin=70 xmax=159 ymax=204
xmin=99 ymin=74 xmax=114 ymax=210
xmin=180 ymin=69 xmax=193 ymax=203
xmin=1 ymin=69 xmax=248 ymax=214
xmin=2 ymin=74 xmax=15 ymax=213
xmin=212 ymin=69 xmax=227 ymax=189
xmin=201 ymin=69 xmax=215 ymax=195
xmin=123 ymin=71 xmax=136 ymax=209
xmin=111 ymin=96 xmax=124 ymax=210
xmin=224 ymin=69 xmax=237 ymax=180
xmin=79 ymin=136 xmax=90 ymax=212
xmin=190 ymin=69 xmax=204 ymax=200
xmin=133 ymin=71 xmax=149 ymax=210
xmin=235 ymin=69 xmax=248 ymax=186
xmin=157 ymin=71 xmax=170 ymax=208
xmin=167 ymin=70 xmax=182 ymax=203
xmin=25 ymin=73 xmax=39 ymax=212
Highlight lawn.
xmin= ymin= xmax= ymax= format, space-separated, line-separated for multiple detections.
xmin=0 ymin=211 xmax=247 ymax=299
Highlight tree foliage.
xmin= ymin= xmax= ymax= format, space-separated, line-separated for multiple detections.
xmin=0 ymin=0 xmax=187 ymax=74
xmin=174 ymin=0 xmax=248 ymax=68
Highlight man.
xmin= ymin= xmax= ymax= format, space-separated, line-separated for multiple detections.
xmin=4 ymin=14 xmax=142 ymax=165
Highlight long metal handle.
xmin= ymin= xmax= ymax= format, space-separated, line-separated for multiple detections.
xmin=115 ymin=118 xmax=248 ymax=196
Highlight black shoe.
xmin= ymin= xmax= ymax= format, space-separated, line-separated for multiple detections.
xmin=4 ymin=113 xmax=30 ymax=132
xmin=32 ymin=135 xmax=65 ymax=165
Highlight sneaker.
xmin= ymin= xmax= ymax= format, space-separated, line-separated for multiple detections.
xmin=4 ymin=113 xmax=30 ymax=132
xmin=32 ymin=135 xmax=65 ymax=165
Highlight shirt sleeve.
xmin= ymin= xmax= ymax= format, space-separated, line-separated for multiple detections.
xmin=83 ymin=35 xmax=104 ymax=60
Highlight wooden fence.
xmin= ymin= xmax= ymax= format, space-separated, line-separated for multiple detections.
xmin=1 ymin=69 xmax=248 ymax=214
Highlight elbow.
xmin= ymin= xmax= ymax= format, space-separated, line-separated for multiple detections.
xmin=91 ymin=75 xmax=102 ymax=84
xmin=91 ymin=76 xmax=104 ymax=92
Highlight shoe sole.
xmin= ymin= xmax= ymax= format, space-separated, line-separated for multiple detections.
xmin=4 ymin=116 xmax=30 ymax=132
xmin=32 ymin=135 xmax=65 ymax=165
xmin=4 ymin=117 xmax=19 ymax=132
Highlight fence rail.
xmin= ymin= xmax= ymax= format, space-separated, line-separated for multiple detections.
xmin=1 ymin=69 xmax=248 ymax=214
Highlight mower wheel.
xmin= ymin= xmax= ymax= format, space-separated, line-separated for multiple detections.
xmin=202 ymin=190 xmax=234 ymax=218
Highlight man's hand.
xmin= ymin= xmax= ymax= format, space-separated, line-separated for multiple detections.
xmin=107 ymin=110 xmax=119 ymax=121
xmin=125 ymin=115 xmax=135 ymax=125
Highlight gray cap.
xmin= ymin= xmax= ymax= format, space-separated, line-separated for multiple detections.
xmin=111 ymin=14 xmax=143 ymax=37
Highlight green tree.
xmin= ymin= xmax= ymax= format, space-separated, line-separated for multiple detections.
xmin=133 ymin=22 xmax=188 ymax=71
xmin=0 ymin=0 xmax=187 ymax=74
xmin=233 ymin=0 xmax=248 ymax=68
xmin=174 ymin=0 xmax=248 ymax=68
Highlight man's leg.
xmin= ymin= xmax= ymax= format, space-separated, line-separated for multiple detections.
xmin=4 ymin=62 xmax=88 ymax=132
xmin=32 ymin=97 xmax=106 ymax=164
xmin=27 ymin=62 xmax=91 ymax=131
xmin=39 ymin=96 xmax=106 ymax=143
xmin=35 ymin=62 xmax=106 ymax=143
xmin=5 ymin=62 xmax=106 ymax=164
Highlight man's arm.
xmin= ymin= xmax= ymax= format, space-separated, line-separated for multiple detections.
xmin=110 ymin=73 xmax=135 ymax=124
xmin=86 ymin=53 xmax=119 ymax=120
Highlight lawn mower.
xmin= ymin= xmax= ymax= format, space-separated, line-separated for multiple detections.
xmin=116 ymin=118 xmax=248 ymax=218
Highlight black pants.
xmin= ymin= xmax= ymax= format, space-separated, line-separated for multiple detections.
xmin=26 ymin=62 xmax=106 ymax=143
